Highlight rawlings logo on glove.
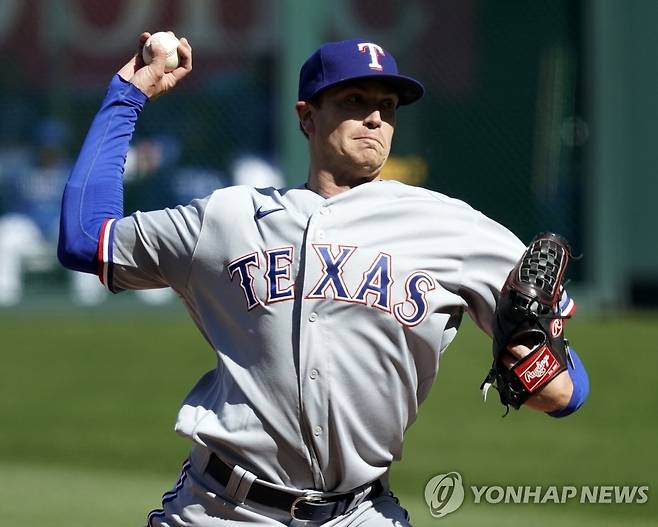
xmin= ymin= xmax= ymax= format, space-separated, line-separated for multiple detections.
xmin=517 ymin=347 xmax=560 ymax=391
xmin=481 ymin=232 xmax=575 ymax=414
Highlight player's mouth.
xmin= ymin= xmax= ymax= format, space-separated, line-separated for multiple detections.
xmin=354 ymin=136 xmax=384 ymax=148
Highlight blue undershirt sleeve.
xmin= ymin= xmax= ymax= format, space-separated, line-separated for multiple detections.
xmin=547 ymin=347 xmax=589 ymax=418
xmin=57 ymin=74 xmax=148 ymax=274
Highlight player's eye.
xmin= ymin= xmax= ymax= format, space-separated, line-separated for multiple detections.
xmin=344 ymin=94 xmax=363 ymax=105
xmin=380 ymin=99 xmax=396 ymax=111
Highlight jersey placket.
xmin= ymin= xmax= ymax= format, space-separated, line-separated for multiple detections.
xmin=296 ymin=202 xmax=334 ymax=488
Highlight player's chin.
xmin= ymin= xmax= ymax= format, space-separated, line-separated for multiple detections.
xmin=352 ymin=150 xmax=386 ymax=171
xmin=354 ymin=160 xmax=385 ymax=180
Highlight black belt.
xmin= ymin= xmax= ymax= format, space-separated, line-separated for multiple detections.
xmin=205 ymin=454 xmax=383 ymax=522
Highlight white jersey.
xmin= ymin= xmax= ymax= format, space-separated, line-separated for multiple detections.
xmin=98 ymin=179 xmax=525 ymax=492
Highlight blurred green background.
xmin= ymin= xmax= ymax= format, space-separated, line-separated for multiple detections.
xmin=1 ymin=308 xmax=656 ymax=526
xmin=0 ymin=0 xmax=656 ymax=525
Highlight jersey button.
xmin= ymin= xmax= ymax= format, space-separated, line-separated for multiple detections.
xmin=309 ymin=312 xmax=318 ymax=322
xmin=317 ymin=230 xmax=326 ymax=240
xmin=319 ymin=207 xmax=331 ymax=216
xmin=310 ymin=368 xmax=319 ymax=380
xmin=313 ymin=425 xmax=323 ymax=436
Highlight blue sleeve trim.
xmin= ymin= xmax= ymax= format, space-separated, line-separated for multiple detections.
xmin=548 ymin=347 xmax=589 ymax=418
xmin=58 ymin=75 xmax=148 ymax=274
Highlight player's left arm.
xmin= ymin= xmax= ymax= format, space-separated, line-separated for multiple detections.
xmin=503 ymin=285 xmax=589 ymax=416
xmin=493 ymin=252 xmax=589 ymax=417
xmin=458 ymin=213 xmax=589 ymax=417
xmin=506 ymin=338 xmax=589 ymax=416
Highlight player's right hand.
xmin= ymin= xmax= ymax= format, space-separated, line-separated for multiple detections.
xmin=117 ymin=32 xmax=192 ymax=99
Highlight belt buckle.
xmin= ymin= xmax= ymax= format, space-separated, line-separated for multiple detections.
xmin=290 ymin=491 xmax=328 ymax=522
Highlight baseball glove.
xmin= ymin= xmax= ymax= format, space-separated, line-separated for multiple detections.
xmin=481 ymin=232 xmax=575 ymax=414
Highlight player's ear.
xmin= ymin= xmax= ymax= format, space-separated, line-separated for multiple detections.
xmin=296 ymin=101 xmax=315 ymax=136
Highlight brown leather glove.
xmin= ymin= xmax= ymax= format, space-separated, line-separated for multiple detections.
xmin=481 ymin=232 xmax=575 ymax=414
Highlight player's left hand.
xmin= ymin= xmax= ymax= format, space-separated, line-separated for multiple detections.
xmin=503 ymin=343 xmax=574 ymax=413
xmin=117 ymin=32 xmax=192 ymax=99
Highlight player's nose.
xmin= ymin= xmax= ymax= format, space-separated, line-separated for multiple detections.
xmin=363 ymin=109 xmax=382 ymax=129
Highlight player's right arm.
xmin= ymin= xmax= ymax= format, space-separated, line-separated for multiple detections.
xmin=58 ymin=33 xmax=193 ymax=285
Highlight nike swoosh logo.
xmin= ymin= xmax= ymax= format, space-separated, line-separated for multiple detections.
xmin=255 ymin=206 xmax=285 ymax=219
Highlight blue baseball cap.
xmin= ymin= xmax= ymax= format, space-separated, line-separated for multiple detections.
xmin=298 ymin=39 xmax=424 ymax=106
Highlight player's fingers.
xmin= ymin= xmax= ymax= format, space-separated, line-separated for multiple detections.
xmin=134 ymin=32 xmax=151 ymax=68
xmin=501 ymin=343 xmax=534 ymax=369
xmin=170 ymin=64 xmax=192 ymax=84
xmin=171 ymin=37 xmax=192 ymax=82
xmin=146 ymin=39 xmax=168 ymax=76
xmin=137 ymin=32 xmax=151 ymax=51
xmin=506 ymin=343 xmax=531 ymax=361
xmin=500 ymin=351 xmax=516 ymax=369
xmin=177 ymin=37 xmax=192 ymax=69
xmin=178 ymin=36 xmax=191 ymax=52
xmin=136 ymin=32 xmax=151 ymax=57
xmin=118 ymin=32 xmax=152 ymax=79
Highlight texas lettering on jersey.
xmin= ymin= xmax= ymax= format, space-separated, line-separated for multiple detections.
xmin=227 ymin=243 xmax=436 ymax=327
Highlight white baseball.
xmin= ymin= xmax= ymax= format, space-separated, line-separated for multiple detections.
xmin=142 ymin=32 xmax=180 ymax=72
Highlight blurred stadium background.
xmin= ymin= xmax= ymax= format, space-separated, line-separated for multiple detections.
xmin=0 ymin=1 xmax=656 ymax=526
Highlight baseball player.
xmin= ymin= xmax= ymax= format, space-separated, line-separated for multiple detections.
xmin=58 ymin=33 xmax=589 ymax=526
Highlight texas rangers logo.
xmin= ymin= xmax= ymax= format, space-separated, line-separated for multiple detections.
xmin=227 ymin=243 xmax=436 ymax=327
xmin=358 ymin=42 xmax=385 ymax=71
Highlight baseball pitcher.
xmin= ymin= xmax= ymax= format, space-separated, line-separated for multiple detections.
xmin=58 ymin=33 xmax=589 ymax=526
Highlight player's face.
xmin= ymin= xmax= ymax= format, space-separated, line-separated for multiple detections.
xmin=308 ymin=81 xmax=398 ymax=180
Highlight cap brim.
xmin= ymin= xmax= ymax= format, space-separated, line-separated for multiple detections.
xmin=377 ymin=74 xmax=425 ymax=105
xmin=308 ymin=74 xmax=425 ymax=106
